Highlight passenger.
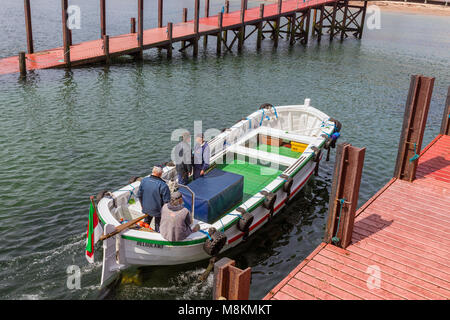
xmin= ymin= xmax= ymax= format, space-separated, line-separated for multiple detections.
xmin=137 ymin=166 xmax=171 ymax=232
xmin=173 ymin=131 xmax=192 ymax=185
xmin=193 ymin=133 xmax=210 ymax=179
xmin=160 ymin=191 xmax=200 ymax=241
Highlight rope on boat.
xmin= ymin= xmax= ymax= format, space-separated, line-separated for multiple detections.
xmin=332 ymin=198 xmax=346 ymax=245
xmin=259 ymin=109 xmax=270 ymax=126
xmin=199 ymin=229 xmax=212 ymax=240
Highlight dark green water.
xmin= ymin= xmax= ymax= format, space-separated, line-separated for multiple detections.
xmin=0 ymin=0 xmax=449 ymax=299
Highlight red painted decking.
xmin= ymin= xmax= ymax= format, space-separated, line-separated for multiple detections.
xmin=0 ymin=0 xmax=336 ymax=75
xmin=264 ymin=134 xmax=450 ymax=300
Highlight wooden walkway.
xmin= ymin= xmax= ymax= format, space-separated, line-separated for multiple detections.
xmin=0 ymin=0 xmax=337 ymax=75
xmin=264 ymin=134 xmax=450 ymax=300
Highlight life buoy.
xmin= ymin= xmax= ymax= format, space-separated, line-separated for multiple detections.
xmin=203 ymin=228 xmax=227 ymax=256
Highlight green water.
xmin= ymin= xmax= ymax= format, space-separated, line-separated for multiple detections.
xmin=0 ymin=0 xmax=449 ymax=300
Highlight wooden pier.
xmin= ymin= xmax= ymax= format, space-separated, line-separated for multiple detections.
xmin=1 ymin=0 xmax=369 ymax=76
xmin=264 ymin=77 xmax=450 ymax=300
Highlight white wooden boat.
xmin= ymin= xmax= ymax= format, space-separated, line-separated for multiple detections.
xmin=96 ymin=99 xmax=341 ymax=286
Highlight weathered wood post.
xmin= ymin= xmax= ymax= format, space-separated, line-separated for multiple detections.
xmin=158 ymin=0 xmax=163 ymax=28
xmin=223 ymin=0 xmax=230 ymax=44
xmin=61 ymin=0 xmax=71 ymax=67
xmin=167 ymin=22 xmax=173 ymax=59
xmin=137 ymin=0 xmax=144 ymax=60
xmin=217 ymin=12 xmax=223 ymax=55
xmin=311 ymin=8 xmax=317 ymax=37
xmin=440 ymin=87 xmax=450 ymax=136
xmin=324 ymin=143 xmax=366 ymax=249
xmin=130 ymin=17 xmax=136 ymax=34
xmin=274 ymin=0 xmax=282 ymax=48
xmin=213 ymin=258 xmax=251 ymax=300
xmin=181 ymin=8 xmax=188 ymax=50
xmin=358 ymin=1 xmax=368 ymax=39
xmin=289 ymin=13 xmax=296 ymax=46
xmin=257 ymin=4 xmax=264 ymax=49
xmin=238 ymin=0 xmax=246 ymax=52
xmin=304 ymin=8 xmax=311 ymax=45
xmin=103 ymin=35 xmax=110 ymax=64
xmin=394 ymin=75 xmax=435 ymax=182
xmin=24 ymin=0 xmax=34 ymax=54
xmin=100 ymin=0 xmax=106 ymax=38
xmin=204 ymin=0 xmax=210 ymax=47
xmin=330 ymin=2 xmax=338 ymax=41
xmin=193 ymin=0 xmax=200 ymax=56
xmin=18 ymin=51 xmax=27 ymax=78
xmin=317 ymin=5 xmax=324 ymax=42
xmin=340 ymin=0 xmax=349 ymax=40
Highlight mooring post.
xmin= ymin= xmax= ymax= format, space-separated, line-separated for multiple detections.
xmin=24 ymin=0 xmax=34 ymax=54
xmin=103 ymin=35 xmax=110 ymax=64
xmin=181 ymin=8 xmax=188 ymax=50
xmin=223 ymin=0 xmax=230 ymax=44
xmin=289 ymin=13 xmax=296 ymax=46
xmin=304 ymin=8 xmax=311 ymax=44
xmin=330 ymin=2 xmax=338 ymax=41
xmin=61 ymin=0 xmax=70 ymax=67
xmin=273 ymin=0 xmax=282 ymax=48
xmin=217 ymin=12 xmax=223 ymax=55
xmin=312 ymin=8 xmax=317 ymax=37
xmin=193 ymin=0 xmax=200 ymax=56
xmin=340 ymin=0 xmax=349 ymax=41
xmin=394 ymin=75 xmax=435 ymax=182
xmin=257 ymin=4 xmax=264 ymax=50
xmin=158 ymin=0 xmax=163 ymax=28
xmin=100 ymin=0 xmax=106 ymax=38
xmin=204 ymin=0 xmax=210 ymax=47
xmin=167 ymin=22 xmax=173 ymax=59
xmin=213 ymin=258 xmax=251 ymax=300
xmin=440 ymin=87 xmax=450 ymax=135
xmin=324 ymin=143 xmax=366 ymax=249
xmin=130 ymin=17 xmax=136 ymax=34
xmin=137 ymin=0 xmax=144 ymax=60
xmin=18 ymin=51 xmax=27 ymax=78
xmin=317 ymin=5 xmax=324 ymax=42
xmin=358 ymin=1 xmax=368 ymax=39
xmin=238 ymin=0 xmax=246 ymax=52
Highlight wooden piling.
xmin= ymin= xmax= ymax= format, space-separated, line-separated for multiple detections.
xmin=304 ymin=9 xmax=311 ymax=45
xmin=213 ymin=258 xmax=251 ymax=300
xmin=324 ymin=143 xmax=366 ymax=249
xmin=257 ymin=4 xmax=264 ymax=50
xmin=193 ymin=0 xmax=200 ymax=56
xmin=358 ymin=1 xmax=368 ymax=39
xmin=204 ymin=0 xmax=210 ymax=47
xmin=440 ymin=87 xmax=450 ymax=136
xmin=217 ymin=12 xmax=223 ymax=55
xmin=273 ymin=0 xmax=282 ymax=48
xmin=238 ymin=0 xmax=246 ymax=52
xmin=167 ymin=22 xmax=173 ymax=59
xmin=18 ymin=51 xmax=27 ymax=77
xmin=289 ymin=14 xmax=296 ymax=46
xmin=330 ymin=2 xmax=338 ymax=41
xmin=311 ymin=8 xmax=317 ymax=37
xmin=394 ymin=75 xmax=435 ymax=182
xmin=24 ymin=0 xmax=34 ymax=54
xmin=137 ymin=0 xmax=144 ymax=60
xmin=181 ymin=8 xmax=188 ymax=50
xmin=158 ymin=0 xmax=163 ymax=28
xmin=61 ymin=0 xmax=70 ymax=66
xmin=103 ymin=35 xmax=110 ymax=64
xmin=223 ymin=1 xmax=230 ymax=44
xmin=340 ymin=0 xmax=349 ymax=40
xmin=130 ymin=17 xmax=136 ymax=34
xmin=317 ymin=5 xmax=324 ymax=42
xmin=100 ymin=0 xmax=106 ymax=38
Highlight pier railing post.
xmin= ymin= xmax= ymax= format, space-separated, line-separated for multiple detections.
xmin=440 ymin=87 xmax=450 ymax=136
xmin=61 ymin=0 xmax=71 ymax=67
xmin=100 ymin=0 xmax=106 ymax=38
xmin=137 ymin=0 xmax=144 ymax=60
xmin=167 ymin=22 xmax=173 ymax=59
xmin=130 ymin=17 xmax=136 ymax=34
xmin=158 ymin=0 xmax=163 ymax=28
xmin=394 ymin=75 xmax=435 ymax=182
xmin=325 ymin=143 xmax=366 ymax=249
xmin=193 ymin=0 xmax=200 ymax=56
xmin=204 ymin=0 xmax=210 ymax=47
xmin=213 ymin=258 xmax=251 ymax=300
xmin=217 ymin=12 xmax=223 ymax=55
xmin=257 ymin=4 xmax=264 ymax=50
xmin=19 ymin=51 xmax=27 ymax=78
xmin=24 ymin=0 xmax=34 ymax=54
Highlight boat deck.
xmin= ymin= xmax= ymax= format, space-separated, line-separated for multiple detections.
xmin=264 ymin=134 xmax=450 ymax=300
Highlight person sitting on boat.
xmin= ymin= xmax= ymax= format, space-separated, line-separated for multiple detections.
xmin=160 ymin=191 xmax=200 ymax=241
xmin=173 ymin=131 xmax=192 ymax=185
xmin=193 ymin=133 xmax=210 ymax=179
xmin=137 ymin=166 xmax=171 ymax=232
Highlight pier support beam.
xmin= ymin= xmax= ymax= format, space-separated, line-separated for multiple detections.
xmin=158 ymin=0 xmax=163 ymax=28
xmin=100 ymin=0 xmax=106 ymax=38
xmin=204 ymin=0 xmax=210 ymax=47
xmin=325 ymin=143 xmax=366 ymax=249
xmin=238 ymin=0 xmax=246 ymax=52
xmin=61 ymin=0 xmax=71 ymax=67
xmin=24 ymin=0 xmax=34 ymax=54
xmin=137 ymin=0 xmax=144 ymax=60
xmin=223 ymin=1 xmax=230 ymax=44
xmin=19 ymin=51 xmax=27 ymax=78
xmin=103 ymin=35 xmax=110 ymax=64
xmin=193 ymin=0 xmax=200 ymax=56
xmin=217 ymin=12 xmax=223 ymax=55
xmin=167 ymin=22 xmax=173 ymax=59
xmin=213 ymin=258 xmax=251 ymax=300
xmin=440 ymin=87 xmax=450 ymax=136
xmin=394 ymin=75 xmax=435 ymax=182
xmin=256 ymin=4 xmax=264 ymax=50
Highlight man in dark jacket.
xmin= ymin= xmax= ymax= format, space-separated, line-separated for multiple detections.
xmin=173 ymin=131 xmax=192 ymax=185
xmin=137 ymin=166 xmax=170 ymax=232
xmin=193 ymin=133 xmax=210 ymax=179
